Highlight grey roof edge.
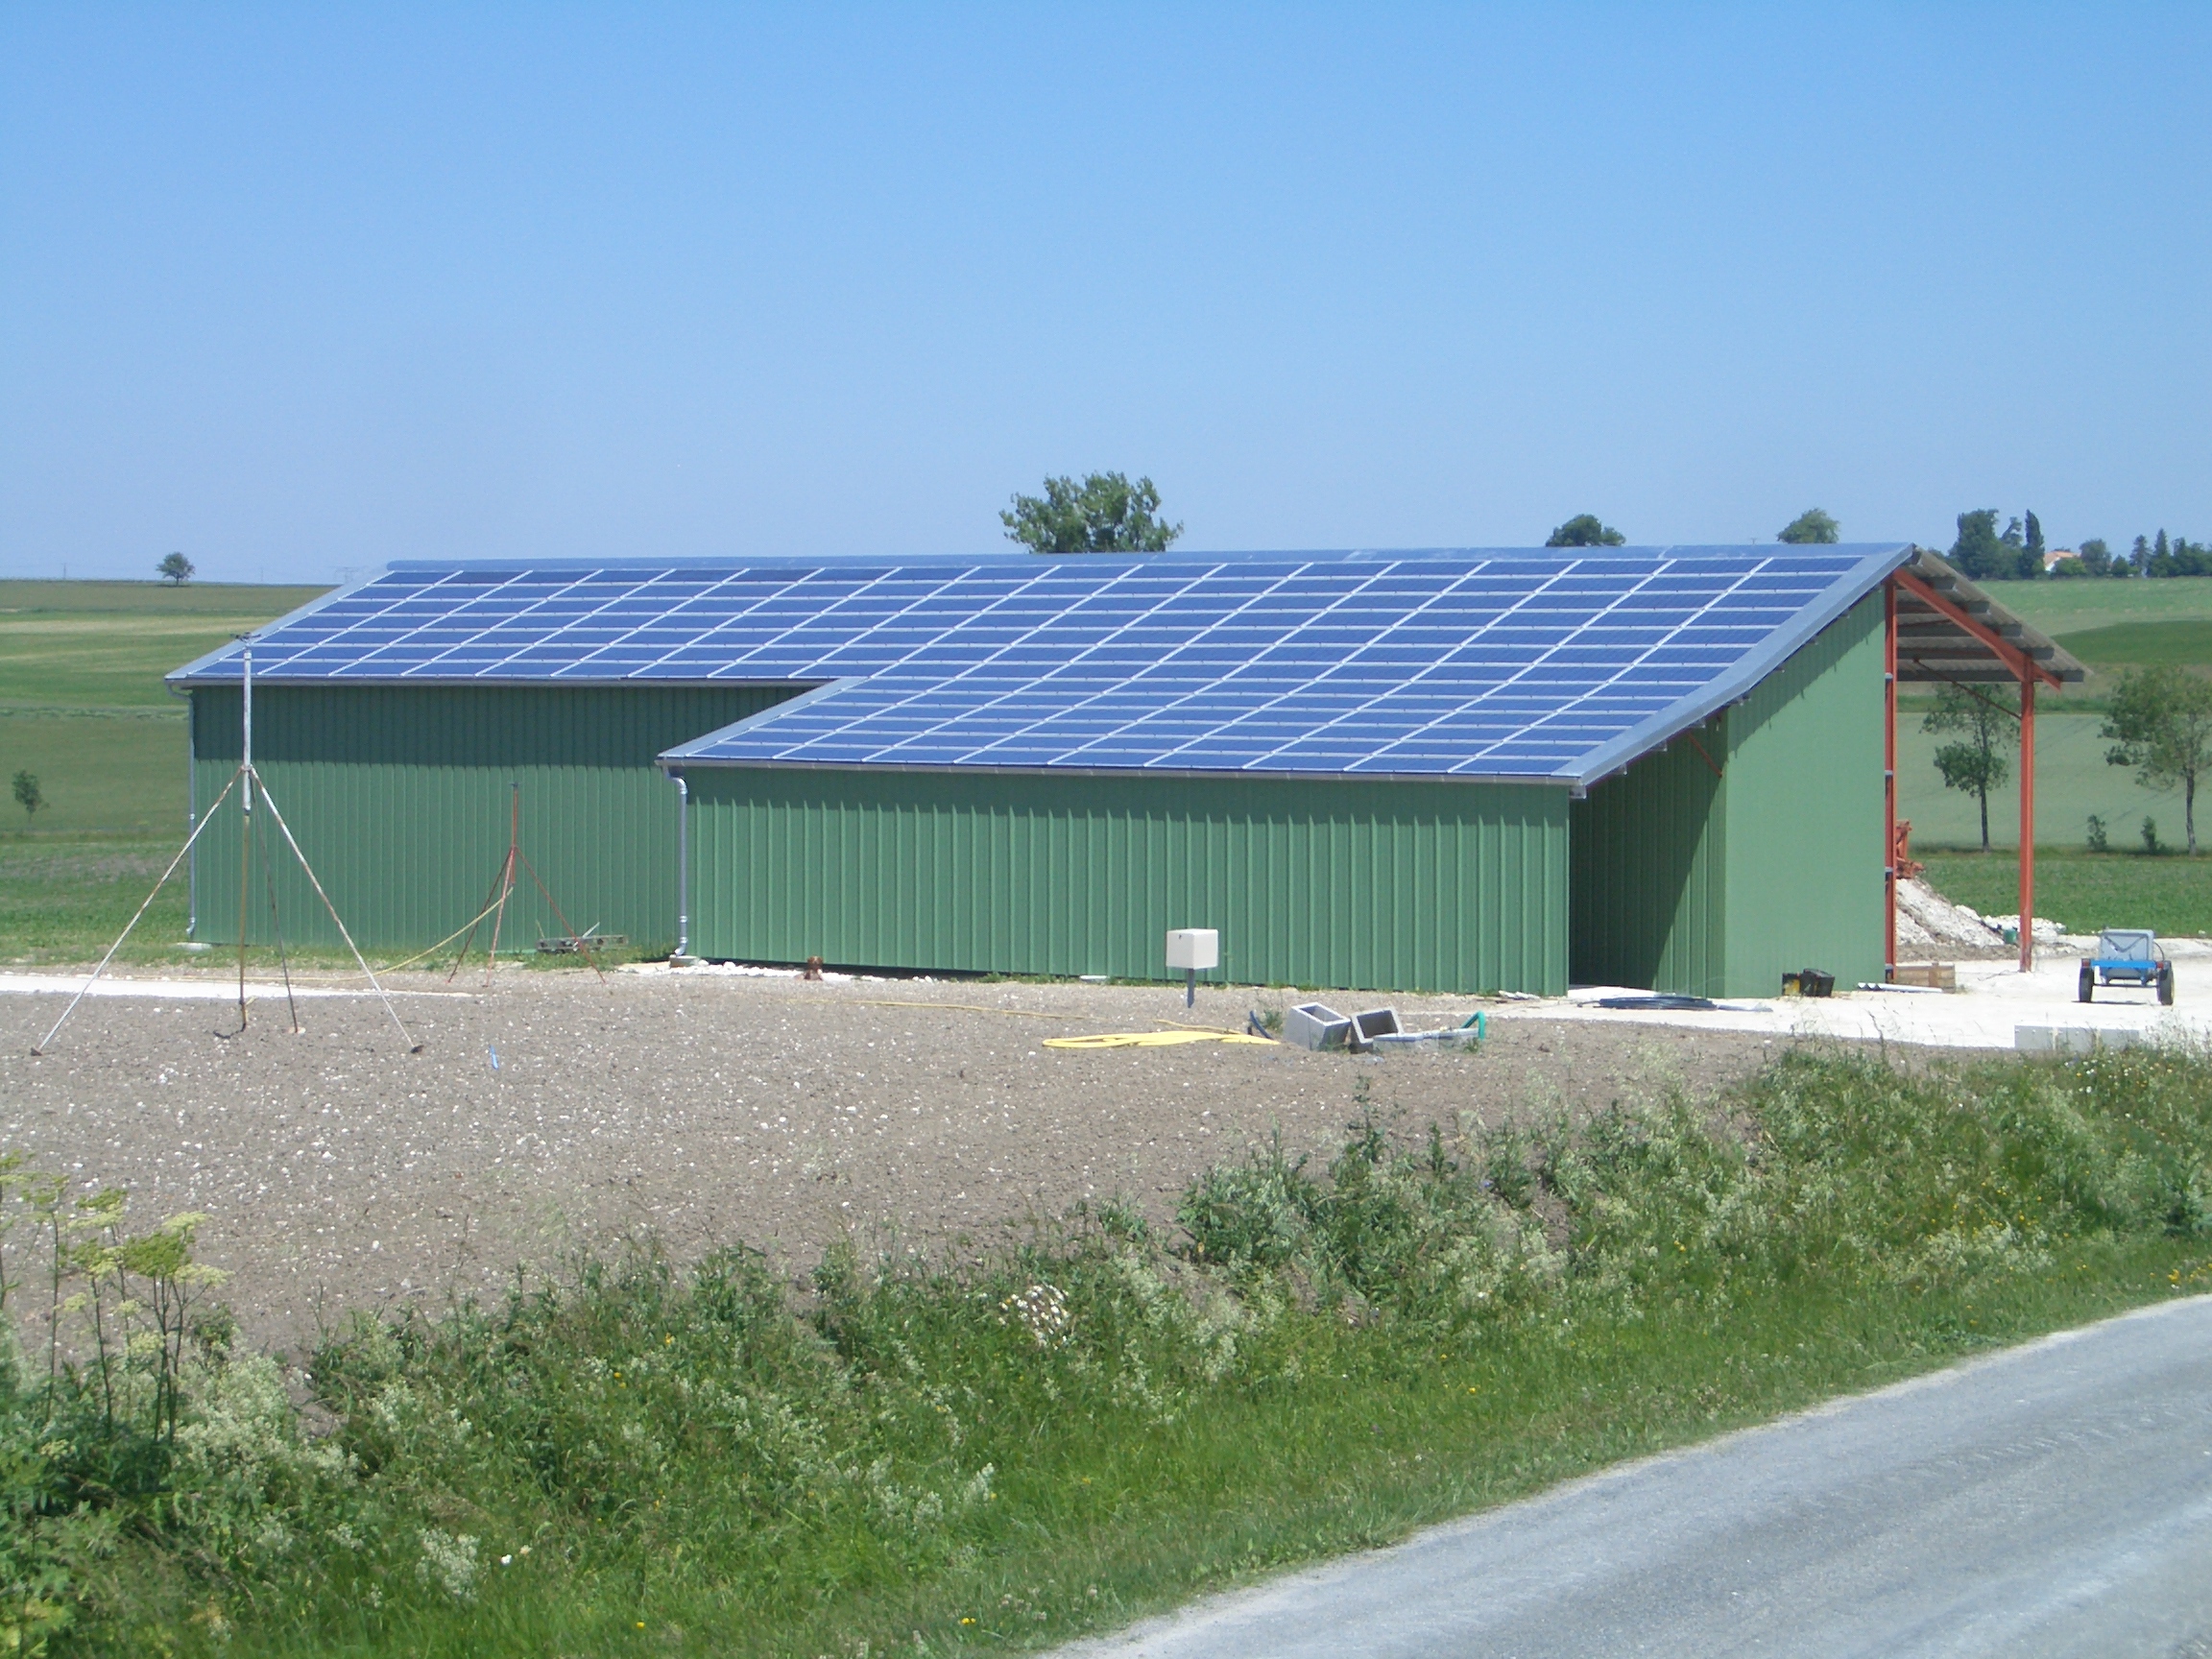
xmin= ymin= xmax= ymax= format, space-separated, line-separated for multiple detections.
xmin=166 ymin=672 xmax=821 ymax=691
xmin=659 ymin=681 xmax=877 ymax=763
xmin=1899 ymin=550 xmax=2088 ymax=682
xmin=1565 ymin=542 xmax=1915 ymax=789
xmin=164 ymin=568 xmax=379 ymax=685
xmin=378 ymin=542 xmax=1903 ymax=572
xmin=656 ymin=683 xmax=1583 ymax=784
xmin=657 ymin=750 xmax=1575 ymax=790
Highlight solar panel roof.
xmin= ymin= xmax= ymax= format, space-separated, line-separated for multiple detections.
xmin=171 ymin=545 xmax=1911 ymax=786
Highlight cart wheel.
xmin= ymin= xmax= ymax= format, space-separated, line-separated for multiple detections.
xmin=2159 ymin=963 xmax=2176 ymax=1006
xmin=2079 ymin=962 xmax=2095 ymax=1003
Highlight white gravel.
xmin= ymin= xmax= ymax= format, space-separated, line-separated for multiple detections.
xmin=1 ymin=968 xmax=1783 ymax=1351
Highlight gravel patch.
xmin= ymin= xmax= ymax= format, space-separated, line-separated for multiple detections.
xmin=2 ymin=970 xmax=1787 ymax=1351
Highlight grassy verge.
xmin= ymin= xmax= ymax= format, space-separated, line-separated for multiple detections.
xmin=7 ymin=1046 xmax=2212 ymax=1655
xmin=0 ymin=835 xmax=650 ymax=974
xmin=1921 ymin=848 xmax=2212 ymax=936
xmin=0 ymin=836 xmax=191 ymax=968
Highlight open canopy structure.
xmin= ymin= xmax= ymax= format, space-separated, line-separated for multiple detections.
xmin=1885 ymin=551 xmax=2086 ymax=972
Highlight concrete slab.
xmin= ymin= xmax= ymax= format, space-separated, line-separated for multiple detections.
xmin=1491 ymin=949 xmax=2212 ymax=1052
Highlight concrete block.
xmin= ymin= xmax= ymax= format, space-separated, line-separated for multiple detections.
xmin=1350 ymin=1008 xmax=1401 ymax=1048
xmin=2015 ymin=1025 xmax=2135 ymax=1055
xmin=1285 ymin=1001 xmax=1352 ymax=1051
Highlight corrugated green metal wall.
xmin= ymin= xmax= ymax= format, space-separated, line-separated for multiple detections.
xmin=188 ymin=685 xmax=791 ymax=950
xmin=1568 ymin=716 xmax=1727 ymax=995
xmin=1569 ymin=592 xmax=1886 ymax=997
xmin=684 ymin=767 xmax=1571 ymax=993
xmin=1719 ymin=591 xmax=1886 ymax=995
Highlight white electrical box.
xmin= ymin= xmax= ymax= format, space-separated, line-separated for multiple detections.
xmin=1165 ymin=928 xmax=1219 ymax=971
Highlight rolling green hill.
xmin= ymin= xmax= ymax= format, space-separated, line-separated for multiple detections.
xmin=0 ymin=579 xmax=327 ymax=834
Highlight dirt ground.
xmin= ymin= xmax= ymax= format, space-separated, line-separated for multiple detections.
xmin=2 ymin=970 xmax=1794 ymax=1352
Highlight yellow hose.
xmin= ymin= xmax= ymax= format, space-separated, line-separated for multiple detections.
xmin=1043 ymin=1030 xmax=1274 ymax=1049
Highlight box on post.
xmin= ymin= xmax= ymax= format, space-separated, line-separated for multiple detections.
xmin=1165 ymin=929 xmax=1219 ymax=971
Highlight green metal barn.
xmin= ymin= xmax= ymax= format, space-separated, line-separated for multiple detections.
xmin=171 ymin=544 xmax=2063 ymax=998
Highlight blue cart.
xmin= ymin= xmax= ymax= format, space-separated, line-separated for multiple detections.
xmin=2079 ymin=928 xmax=2175 ymax=1006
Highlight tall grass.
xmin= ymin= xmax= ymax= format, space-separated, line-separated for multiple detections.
xmin=6 ymin=1046 xmax=2212 ymax=1656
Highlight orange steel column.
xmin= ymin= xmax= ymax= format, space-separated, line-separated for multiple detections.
xmin=2018 ymin=679 xmax=2036 ymax=973
xmin=1884 ymin=578 xmax=1898 ymax=977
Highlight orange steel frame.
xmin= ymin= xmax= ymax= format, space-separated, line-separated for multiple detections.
xmin=1887 ymin=568 xmax=2064 ymax=975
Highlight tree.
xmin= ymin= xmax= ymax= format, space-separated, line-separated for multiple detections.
xmin=1545 ymin=514 xmax=1625 ymax=547
xmin=11 ymin=770 xmax=41 ymax=821
xmin=1001 ymin=473 xmax=1182 ymax=555
xmin=157 ymin=552 xmax=195 ymax=585
xmin=2022 ymin=510 xmax=2045 ymax=578
xmin=1777 ymin=509 xmax=1839 ymax=544
xmin=2101 ymin=665 xmax=2212 ymax=854
xmin=1922 ymin=684 xmax=2015 ymax=851
xmin=1949 ymin=510 xmax=2012 ymax=580
xmin=2079 ymin=538 xmax=2113 ymax=577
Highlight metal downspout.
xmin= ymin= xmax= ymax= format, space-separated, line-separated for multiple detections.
xmin=672 ymin=769 xmax=691 ymax=963
xmin=1884 ymin=578 xmax=1897 ymax=978
xmin=185 ymin=689 xmax=198 ymax=940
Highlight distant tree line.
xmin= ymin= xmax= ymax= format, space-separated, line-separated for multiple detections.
xmin=1942 ymin=509 xmax=2209 ymax=582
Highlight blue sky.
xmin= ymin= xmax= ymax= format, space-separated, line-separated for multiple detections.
xmin=3 ymin=5 xmax=2206 ymax=585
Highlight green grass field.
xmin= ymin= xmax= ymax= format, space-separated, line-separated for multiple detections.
xmin=1919 ymin=850 xmax=2212 ymax=937
xmin=1897 ymin=710 xmax=2200 ymax=852
xmin=1977 ymin=573 xmax=2212 ymax=633
xmin=2053 ymin=619 xmax=2212 ymax=670
xmin=0 ymin=579 xmax=325 ymax=836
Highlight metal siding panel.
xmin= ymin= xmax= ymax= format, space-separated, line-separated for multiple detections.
xmin=1569 ymin=720 xmax=1727 ymax=996
xmin=1721 ymin=591 xmax=1887 ymax=997
xmin=187 ymin=685 xmax=792 ymax=950
xmin=686 ymin=769 xmax=1569 ymax=994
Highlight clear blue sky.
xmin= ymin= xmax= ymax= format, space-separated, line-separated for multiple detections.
xmin=3 ymin=5 xmax=2206 ymax=585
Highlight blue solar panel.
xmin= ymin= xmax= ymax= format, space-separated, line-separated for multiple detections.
xmin=170 ymin=546 xmax=1910 ymax=783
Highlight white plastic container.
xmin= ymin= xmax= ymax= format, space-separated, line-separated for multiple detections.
xmin=1165 ymin=928 xmax=1220 ymax=971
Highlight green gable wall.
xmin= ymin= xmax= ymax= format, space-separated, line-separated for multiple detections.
xmin=1718 ymin=590 xmax=1887 ymax=995
xmin=1567 ymin=716 xmax=1728 ymax=995
xmin=1569 ymin=591 xmax=1886 ymax=997
xmin=187 ymin=685 xmax=792 ymax=951
xmin=682 ymin=767 xmax=1571 ymax=994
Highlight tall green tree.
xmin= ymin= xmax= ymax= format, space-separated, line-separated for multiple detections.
xmin=1777 ymin=509 xmax=1839 ymax=544
xmin=156 ymin=552 xmax=195 ymax=585
xmin=1949 ymin=510 xmax=2018 ymax=581
xmin=2022 ymin=510 xmax=2045 ymax=578
xmin=1001 ymin=473 xmax=1182 ymax=555
xmin=1545 ymin=514 xmax=1625 ymax=547
xmin=2102 ymin=666 xmax=2212 ymax=854
xmin=1923 ymin=684 xmax=2016 ymax=851
xmin=2078 ymin=538 xmax=2114 ymax=577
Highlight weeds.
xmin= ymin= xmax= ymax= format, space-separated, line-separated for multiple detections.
xmin=4 ymin=1046 xmax=2212 ymax=1654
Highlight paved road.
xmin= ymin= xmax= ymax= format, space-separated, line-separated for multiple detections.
xmin=1062 ymin=1295 xmax=2212 ymax=1658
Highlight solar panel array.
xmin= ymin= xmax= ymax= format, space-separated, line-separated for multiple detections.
xmin=176 ymin=547 xmax=1905 ymax=782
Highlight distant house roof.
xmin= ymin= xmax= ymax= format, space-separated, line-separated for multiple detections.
xmin=172 ymin=544 xmax=1912 ymax=786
